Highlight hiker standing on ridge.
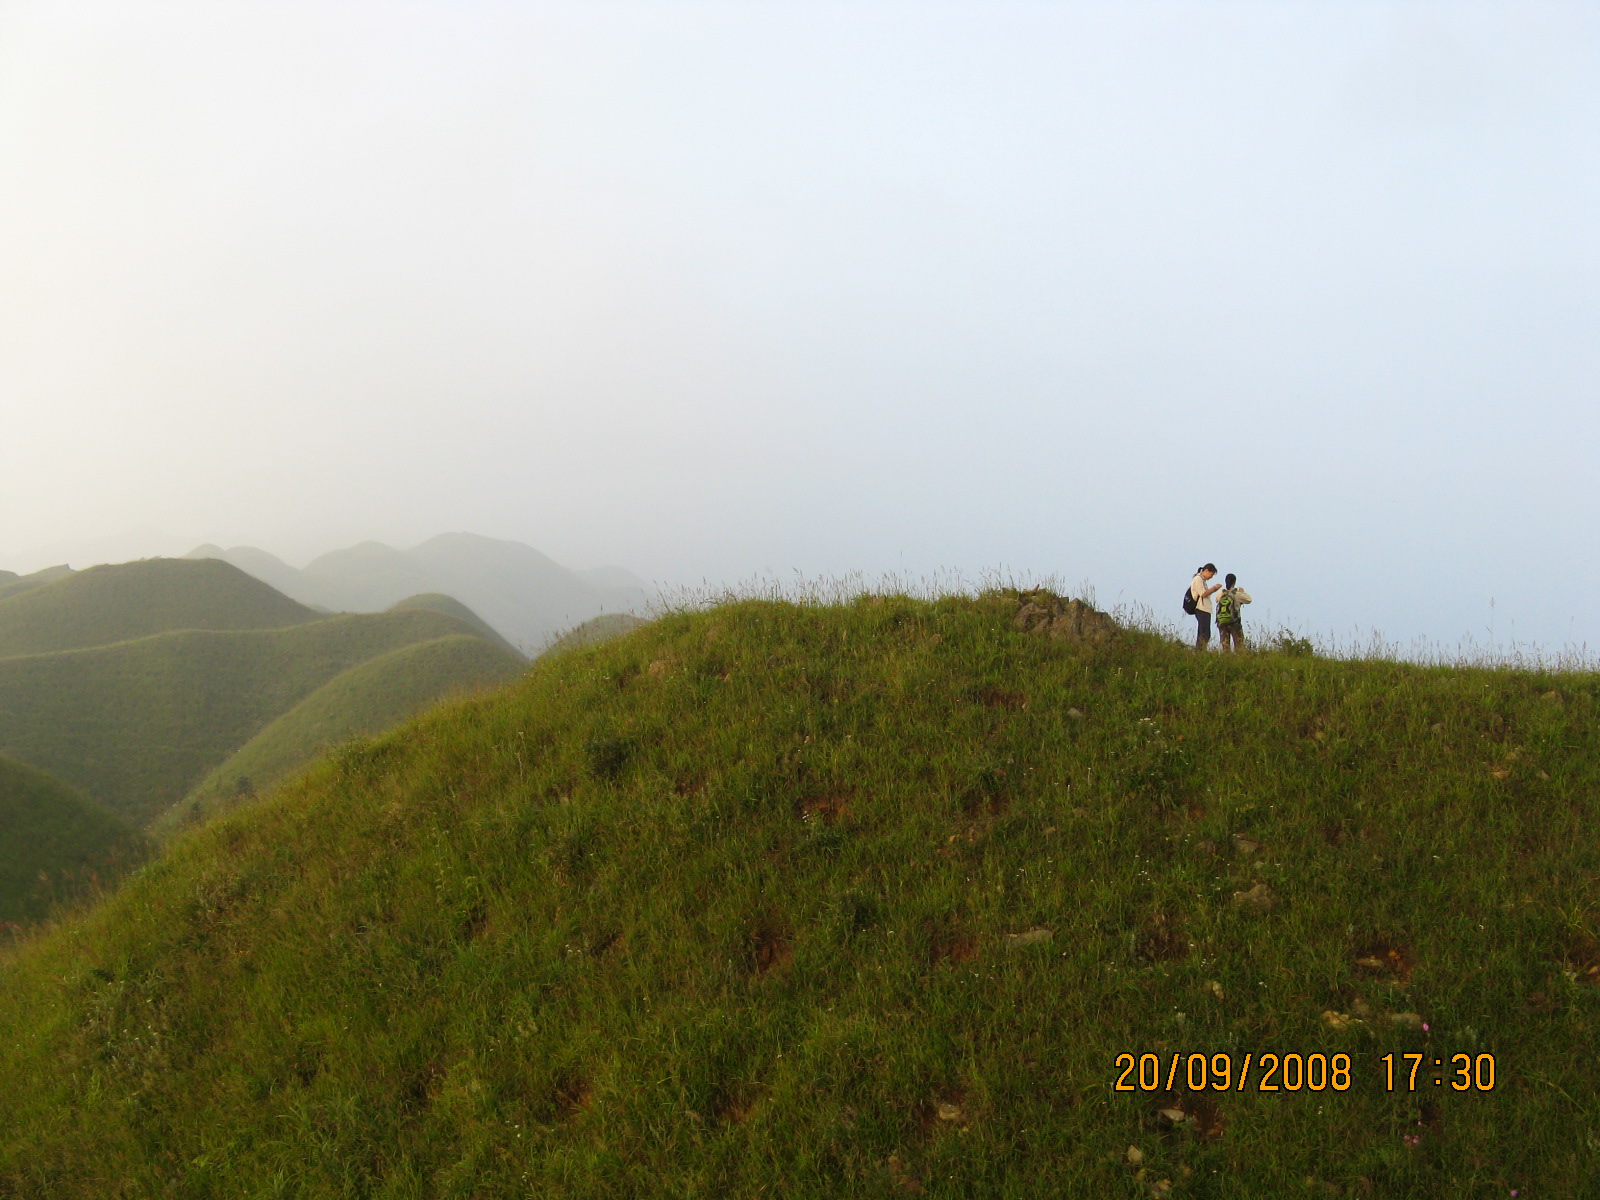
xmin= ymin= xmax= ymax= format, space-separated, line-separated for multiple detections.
xmin=1188 ymin=563 xmax=1221 ymax=649
xmin=1216 ymin=572 xmax=1253 ymax=653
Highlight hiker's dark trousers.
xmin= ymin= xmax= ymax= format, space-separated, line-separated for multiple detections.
xmin=1195 ymin=612 xmax=1212 ymax=648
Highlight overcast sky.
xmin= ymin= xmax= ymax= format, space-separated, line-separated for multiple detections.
xmin=1 ymin=1 xmax=1595 ymax=653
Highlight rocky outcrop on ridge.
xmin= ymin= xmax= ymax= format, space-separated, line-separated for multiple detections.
xmin=1008 ymin=589 xmax=1120 ymax=647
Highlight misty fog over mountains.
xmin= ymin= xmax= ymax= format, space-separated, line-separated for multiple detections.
xmin=184 ymin=532 xmax=653 ymax=653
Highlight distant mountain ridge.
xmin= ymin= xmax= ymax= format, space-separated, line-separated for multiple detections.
xmin=186 ymin=533 xmax=651 ymax=653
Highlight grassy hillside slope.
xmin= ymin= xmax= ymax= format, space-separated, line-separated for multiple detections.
xmin=2 ymin=591 xmax=1598 ymax=1197
xmin=0 ymin=609 xmax=485 ymax=828
xmin=0 ymin=559 xmax=318 ymax=657
xmin=168 ymin=634 xmax=526 ymax=830
xmin=0 ymin=755 xmax=148 ymax=929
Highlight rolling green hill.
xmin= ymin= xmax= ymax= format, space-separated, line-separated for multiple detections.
xmin=0 ymin=608 xmax=494 ymax=828
xmin=389 ymin=593 xmax=524 ymax=659
xmin=167 ymin=634 xmax=525 ymax=830
xmin=0 ymin=558 xmax=318 ymax=657
xmin=2 ymin=590 xmax=1597 ymax=1195
xmin=0 ymin=754 xmax=148 ymax=928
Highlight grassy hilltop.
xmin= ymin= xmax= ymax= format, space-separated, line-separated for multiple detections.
xmin=0 ymin=558 xmax=318 ymax=657
xmin=389 ymin=593 xmax=524 ymax=659
xmin=2 ymin=591 xmax=1599 ymax=1197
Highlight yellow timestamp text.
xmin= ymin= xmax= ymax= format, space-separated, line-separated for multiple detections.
xmin=1381 ymin=1052 xmax=1496 ymax=1091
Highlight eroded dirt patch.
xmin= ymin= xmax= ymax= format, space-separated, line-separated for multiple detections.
xmin=748 ymin=921 xmax=793 ymax=975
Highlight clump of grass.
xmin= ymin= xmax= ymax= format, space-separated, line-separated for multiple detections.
xmin=1 ymin=589 xmax=1597 ymax=1197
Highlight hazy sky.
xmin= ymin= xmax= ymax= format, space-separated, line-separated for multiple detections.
xmin=1 ymin=2 xmax=1595 ymax=652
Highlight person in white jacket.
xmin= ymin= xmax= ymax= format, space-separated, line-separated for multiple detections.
xmin=1215 ymin=572 xmax=1253 ymax=653
xmin=1190 ymin=563 xmax=1221 ymax=649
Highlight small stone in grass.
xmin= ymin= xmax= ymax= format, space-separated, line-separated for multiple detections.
xmin=1006 ymin=927 xmax=1053 ymax=946
xmin=1232 ymin=882 xmax=1277 ymax=913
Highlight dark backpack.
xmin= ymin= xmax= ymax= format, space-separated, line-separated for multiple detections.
xmin=1182 ymin=585 xmax=1198 ymax=616
xmin=1216 ymin=590 xmax=1239 ymax=625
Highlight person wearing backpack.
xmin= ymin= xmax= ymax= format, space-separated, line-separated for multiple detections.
xmin=1185 ymin=563 xmax=1221 ymax=649
xmin=1215 ymin=572 xmax=1253 ymax=653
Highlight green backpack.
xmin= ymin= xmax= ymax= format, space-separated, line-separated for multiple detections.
xmin=1216 ymin=590 xmax=1240 ymax=626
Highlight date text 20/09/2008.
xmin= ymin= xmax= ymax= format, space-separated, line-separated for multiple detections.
xmin=1113 ymin=1052 xmax=1498 ymax=1094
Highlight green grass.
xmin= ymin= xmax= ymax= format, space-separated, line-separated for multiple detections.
xmin=2 ymin=590 xmax=1598 ymax=1196
xmin=0 ymin=609 xmax=498 ymax=828
xmin=0 ymin=754 xmax=149 ymax=929
xmin=164 ymin=634 xmax=526 ymax=832
xmin=0 ymin=559 xmax=318 ymax=656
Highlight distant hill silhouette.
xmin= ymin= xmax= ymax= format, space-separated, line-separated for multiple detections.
xmin=0 ymin=753 xmax=148 ymax=927
xmin=187 ymin=533 xmax=651 ymax=653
